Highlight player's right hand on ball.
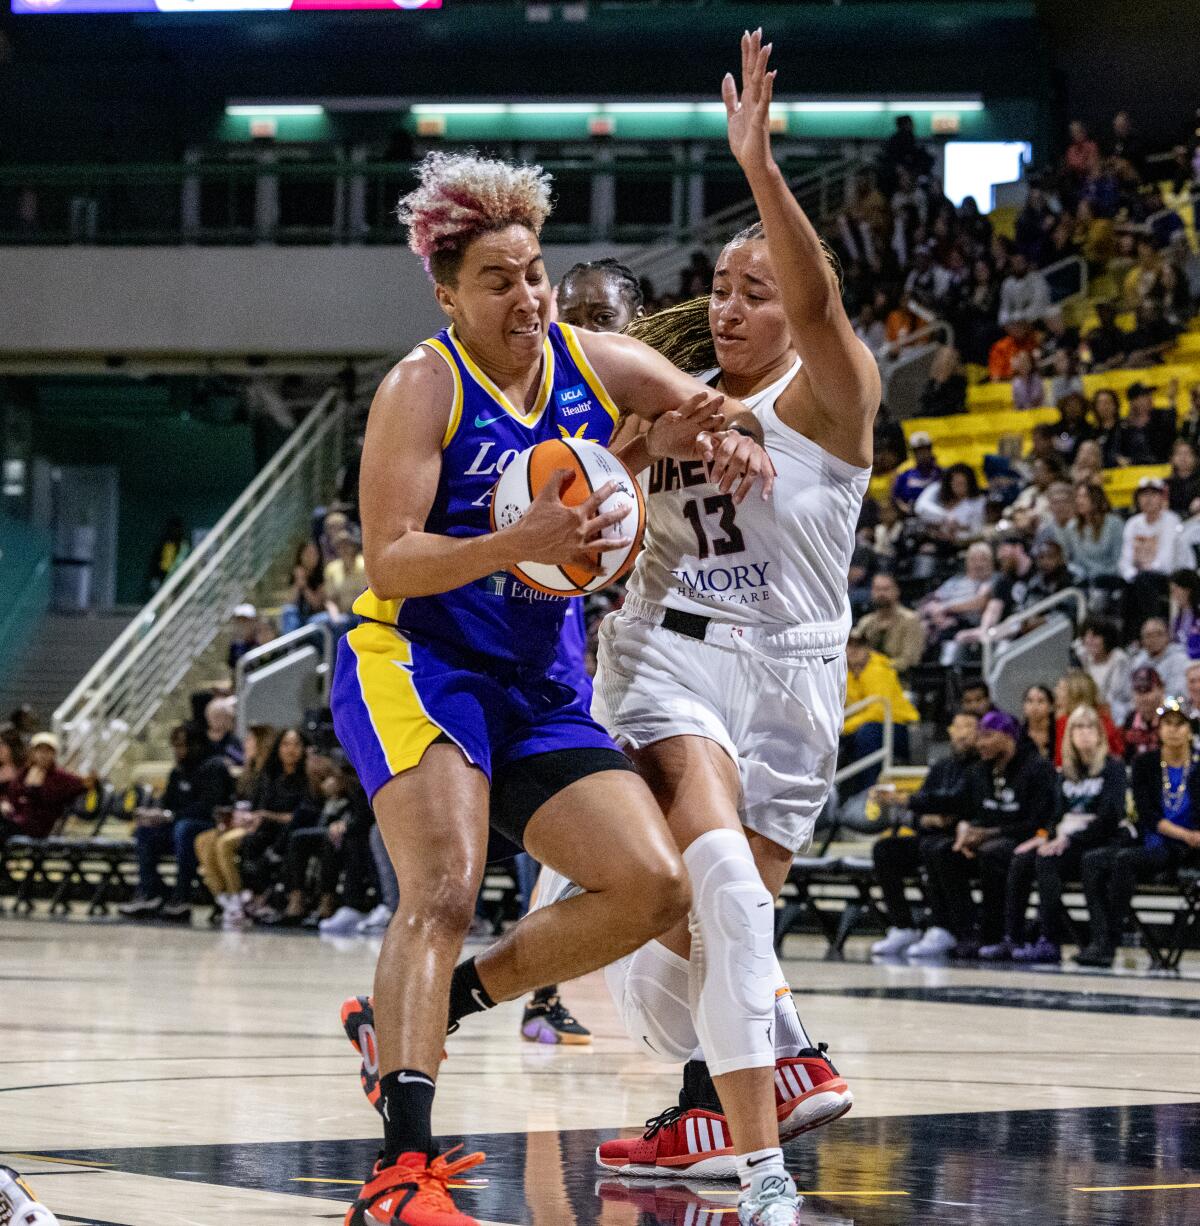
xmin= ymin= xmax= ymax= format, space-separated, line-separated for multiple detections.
xmin=501 ymin=469 xmax=631 ymax=572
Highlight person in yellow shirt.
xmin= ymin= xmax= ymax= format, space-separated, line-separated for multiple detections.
xmin=840 ymin=632 xmax=919 ymax=796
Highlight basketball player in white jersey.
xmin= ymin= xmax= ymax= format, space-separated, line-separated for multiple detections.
xmin=592 ymin=32 xmax=880 ymax=1226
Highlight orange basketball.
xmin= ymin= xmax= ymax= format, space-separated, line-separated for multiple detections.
xmin=489 ymin=437 xmax=646 ymax=596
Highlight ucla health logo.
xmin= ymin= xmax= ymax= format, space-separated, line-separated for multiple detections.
xmin=556 ymin=383 xmax=592 ymax=417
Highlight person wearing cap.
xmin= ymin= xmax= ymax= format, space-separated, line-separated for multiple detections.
xmin=920 ymin=709 xmax=1057 ymax=957
xmin=0 ymin=733 xmax=88 ymax=842
xmin=227 ymin=603 xmax=259 ymax=673
xmin=1115 ymin=381 xmax=1177 ymax=467
xmin=1120 ymin=477 xmax=1182 ymax=632
xmin=892 ymin=432 xmax=942 ymax=516
xmin=1077 ymin=700 xmax=1200 ymax=967
xmin=1123 ymin=666 xmax=1166 ymax=763
xmin=840 ymin=633 xmax=919 ymax=797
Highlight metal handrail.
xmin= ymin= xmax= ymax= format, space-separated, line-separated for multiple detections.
xmin=815 ymin=696 xmax=895 ymax=855
xmin=875 ymin=318 xmax=955 ymax=362
xmin=625 ymin=155 xmax=868 ymax=285
xmin=981 ymin=586 xmax=1087 ymax=679
xmin=53 ymin=390 xmax=347 ymax=776
xmin=233 ymin=621 xmax=334 ymax=739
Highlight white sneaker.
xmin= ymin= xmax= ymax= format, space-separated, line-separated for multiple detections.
xmin=738 ymin=1167 xmax=802 ymax=1225
xmin=318 ymin=906 xmax=369 ymax=936
xmin=356 ymin=903 xmax=394 ymax=935
xmin=871 ymin=926 xmax=922 ymax=956
xmin=1 ymin=1165 xmax=62 ymax=1225
xmin=906 ymin=926 xmax=957 ymax=958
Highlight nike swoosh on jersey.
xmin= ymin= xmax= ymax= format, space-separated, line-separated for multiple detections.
xmin=474 ymin=412 xmax=507 ymax=428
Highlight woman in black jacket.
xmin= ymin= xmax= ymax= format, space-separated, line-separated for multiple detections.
xmin=1077 ymin=701 xmax=1200 ymax=967
xmin=991 ymin=706 xmax=1127 ymax=963
xmin=237 ymin=727 xmax=310 ymax=914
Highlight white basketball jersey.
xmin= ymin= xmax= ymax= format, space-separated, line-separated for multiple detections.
xmin=626 ymin=359 xmax=871 ymax=637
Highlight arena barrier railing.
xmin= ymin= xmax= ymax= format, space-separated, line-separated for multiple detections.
xmin=52 ymin=389 xmax=347 ymax=778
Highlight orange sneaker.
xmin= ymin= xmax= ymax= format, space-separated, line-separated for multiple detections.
xmin=344 ymin=1148 xmax=485 ymax=1226
xmin=341 ymin=995 xmax=382 ymax=1112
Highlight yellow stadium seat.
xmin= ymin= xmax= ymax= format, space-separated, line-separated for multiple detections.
xmin=1099 ymin=464 xmax=1172 ymax=509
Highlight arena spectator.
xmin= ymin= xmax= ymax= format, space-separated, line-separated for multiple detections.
xmin=1167 ymin=441 xmax=1200 ymax=516
xmin=871 ymin=709 xmax=980 ymax=958
xmin=1123 ymin=666 xmax=1165 ymax=762
xmin=1178 ymin=496 xmax=1200 ymax=570
xmin=919 ymin=541 xmax=996 ymax=643
xmin=1131 ymin=617 xmax=1191 ymax=697
xmin=988 ymin=321 xmax=1039 ymax=382
xmin=986 ymin=705 xmax=1127 ymax=963
xmin=961 ymin=258 xmax=1002 ymax=364
xmin=195 ymin=723 xmax=275 ymax=930
xmin=1092 ymin=389 xmax=1124 ymax=464
xmin=0 ymin=730 xmax=29 ymax=841
xmin=1070 ymin=440 xmax=1104 ymax=487
xmin=1127 ymin=302 xmax=1180 ymax=366
xmin=0 ymin=733 xmax=88 ymax=842
xmin=1084 ymin=303 xmax=1130 ymax=372
xmin=1063 ymin=482 xmax=1124 ymax=585
xmin=1010 ymin=351 xmax=1046 ymax=409
xmin=880 ymin=114 xmax=934 ymax=191
xmin=913 ymin=463 xmax=986 ymax=545
xmin=227 ymin=603 xmax=260 ymax=673
xmin=237 ymin=728 xmax=310 ymax=918
xmin=147 ymin=515 xmax=190 ymax=596
xmin=840 ymin=633 xmax=919 ymax=795
xmin=119 ymin=724 xmax=234 ymax=922
xmin=1078 ymin=701 xmax=1200 ymax=967
xmin=1182 ymin=385 xmax=1200 ymax=452
xmin=892 ymin=432 xmax=942 ymax=514
xmin=1048 ymin=355 xmax=1086 ymax=412
xmin=1010 ymin=455 xmax=1063 ymax=534
xmin=1107 ymin=111 xmax=1146 ymax=178
xmin=318 ymin=509 xmax=351 ymax=565
xmin=1020 ymin=684 xmax=1056 ymax=760
xmin=324 ymin=527 xmax=368 ymax=621
xmin=960 ymin=681 xmax=996 ymax=718
xmin=1052 ymin=669 xmax=1124 ymax=761
xmin=1121 ymin=478 xmax=1181 ymax=629
xmin=1064 ymin=121 xmax=1102 ymax=184
xmin=854 ymin=573 xmax=927 ymax=677
xmin=998 ymin=253 xmax=1052 ymax=327
xmin=1186 ymin=661 xmax=1200 ymax=726
xmin=1015 ymin=186 xmax=1057 ymax=265
xmin=903 ymin=243 xmax=951 ymax=312
xmin=281 ymin=540 xmax=327 ymax=636
xmin=362 ymin=824 xmax=399 ymax=935
xmin=917 ymin=346 xmax=968 ymax=417
xmin=204 ymin=697 xmax=244 ymax=767
xmin=1116 ymin=383 xmax=1177 ymax=466
xmin=1077 ymin=617 xmax=1134 ymax=724
xmin=1169 ymin=569 xmax=1200 ymax=658
xmin=921 ymin=710 xmax=1056 ymax=957
xmin=1033 ymin=483 xmax=1075 ymax=550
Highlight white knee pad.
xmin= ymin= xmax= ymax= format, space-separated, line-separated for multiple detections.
xmin=604 ymin=939 xmax=698 ymax=1064
xmin=684 ymin=828 xmax=776 ymax=1076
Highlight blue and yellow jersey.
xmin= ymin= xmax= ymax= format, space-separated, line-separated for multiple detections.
xmin=353 ymin=322 xmax=620 ymax=672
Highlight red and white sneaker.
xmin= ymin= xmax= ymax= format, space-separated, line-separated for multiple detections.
xmin=344 ymin=1148 xmax=485 ymax=1225
xmin=341 ymin=995 xmax=382 ymax=1112
xmin=775 ymin=1044 xmax=853 ymax=1141
xmin=595 ymin=1106 xmax=736 ymax=1180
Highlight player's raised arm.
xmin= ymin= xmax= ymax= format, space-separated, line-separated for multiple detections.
xmin=723 ymin=29 xmax=880 ymax=458
xmin=359 ymin=350 xmax=630 ymax=601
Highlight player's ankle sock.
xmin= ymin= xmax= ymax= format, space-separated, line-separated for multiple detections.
xmin=773 ymin=987 xmax=813 ymax=1059
xmin=679 ymin=1057 xmax=722 ymax=1113
xmin=530 ymin=984 xmax=558 ymax=1006
xmin=737 ymin=1146 xmax=785 ymax=1188
xmin=378 ymin=1069 xmax=436 ymax=1163
xmin=448 ymin=956 xmax=496 ymax=1029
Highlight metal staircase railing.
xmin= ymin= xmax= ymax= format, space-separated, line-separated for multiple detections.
xmin=53 ymin=389 xmax=347 ymax=777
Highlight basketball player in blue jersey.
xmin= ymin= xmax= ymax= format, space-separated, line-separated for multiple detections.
xmin=332 ymin=152 xmax=774 ymax=1226
xmin=517 ymin=258 xmax=647 ymax=1046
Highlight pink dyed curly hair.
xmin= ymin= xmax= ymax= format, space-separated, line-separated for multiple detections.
xmin=398 ymin=151 xmax=554 ymax=282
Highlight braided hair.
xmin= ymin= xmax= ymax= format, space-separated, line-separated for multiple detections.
xmin=560 ymin=257 xmax=644 ymax=312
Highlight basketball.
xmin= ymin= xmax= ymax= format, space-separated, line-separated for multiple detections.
xmin=489 ymin=437 xmax=645 ymax=596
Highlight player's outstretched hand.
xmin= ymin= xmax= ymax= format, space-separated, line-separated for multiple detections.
xmin=708 ymin=430 xmax=776 ymax=504
xmin=501 ymin=469 xmax=631 ymax=574
xmin=723 ymin=28 xmax=776 ymax=173
xmin=645 ymin=390 xmax=727 ymax=463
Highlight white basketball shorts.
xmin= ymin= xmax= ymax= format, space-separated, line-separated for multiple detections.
xmin=593 ymin=595 xmax=847 ymax=854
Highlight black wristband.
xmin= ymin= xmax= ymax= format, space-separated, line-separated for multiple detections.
xmin=729 ymin=424 xmax=756 ymax=438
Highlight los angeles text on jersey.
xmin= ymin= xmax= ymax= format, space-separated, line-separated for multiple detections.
xmin=671 ymin=561 xmax=772 ymax=605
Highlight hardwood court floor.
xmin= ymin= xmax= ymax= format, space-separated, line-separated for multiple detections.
xmin=3 ymin=917 xmax=1200 ymax=1225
